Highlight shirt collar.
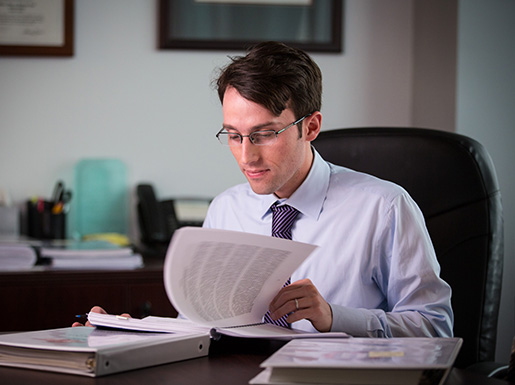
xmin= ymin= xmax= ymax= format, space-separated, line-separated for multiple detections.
xmin=258 ymin=148 xmax=330 ymax=221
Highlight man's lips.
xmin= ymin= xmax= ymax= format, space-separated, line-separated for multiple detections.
xmin=245 ymin=169 xmax=269 ymax=179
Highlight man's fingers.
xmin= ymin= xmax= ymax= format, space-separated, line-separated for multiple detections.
xmin=72 ymin=306 xmax=110 ymax=327
xmin=90 ymin=306 xmax=108 ymax=315
xmin=268 ymin=278 xmax=333 ymax=332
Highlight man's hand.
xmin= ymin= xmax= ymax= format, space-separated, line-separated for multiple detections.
xmin=71 ymin=306 xmax=131 ymax=327
xmin=268 ymin=278 xmax=333 ymax=332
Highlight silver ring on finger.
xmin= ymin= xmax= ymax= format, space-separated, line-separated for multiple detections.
xmin=295 ymin=298 xmax=299 ymax=311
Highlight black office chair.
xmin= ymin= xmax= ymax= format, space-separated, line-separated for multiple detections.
xmin=313 ymin=127 xmax=504 ymax=369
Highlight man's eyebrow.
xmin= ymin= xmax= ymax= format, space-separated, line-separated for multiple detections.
xmin=223 ymin=121 xmax=280 ymax=132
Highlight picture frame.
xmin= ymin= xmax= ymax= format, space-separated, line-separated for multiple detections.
xmin=159 ymin=0 xmax=342 ymax=53
xmin=0 ymin=0 xmax=74 ymax=57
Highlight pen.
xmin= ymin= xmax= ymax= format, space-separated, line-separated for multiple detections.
xmin=37 ymin=198 xmax=45 ymax=213
xmin=52 ymin=181 xmax=65 ymax=205
xmin=52 ymin=202 xmax=63 ymax=214
xmin=75 ymin=313 xmax=130 ymax=320
xmin=61 ymin=190 xmax=72 ymax=213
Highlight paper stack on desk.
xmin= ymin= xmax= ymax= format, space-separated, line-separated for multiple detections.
xmin=250 ymin=337 xmax=463 ymax=385
xmin=39 ymin=240 xmax=143 ymax=270
xmin=0 ymin=243 xmax=37 ymax=271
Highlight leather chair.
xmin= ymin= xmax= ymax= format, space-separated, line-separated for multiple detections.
xmin=313 ymin=127 xmax=504 ymax=369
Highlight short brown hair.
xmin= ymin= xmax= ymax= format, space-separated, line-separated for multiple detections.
xmin=216 ymin=41 xmax=322 ymax=121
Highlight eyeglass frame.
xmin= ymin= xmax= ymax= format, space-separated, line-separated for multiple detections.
xmin=216 ymin=113 xmax=312 ymax=146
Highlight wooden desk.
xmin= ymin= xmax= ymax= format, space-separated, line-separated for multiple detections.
xmin=0 ymin=257 xmax=177 ymax=332
xmin=0 ymin=337 xmax=511 ymax=385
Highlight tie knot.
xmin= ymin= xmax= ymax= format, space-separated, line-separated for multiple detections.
xmin=271 ymin=204 xmax=299 ymax=240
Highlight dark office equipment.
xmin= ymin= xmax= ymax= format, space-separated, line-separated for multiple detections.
xmin=137 ymin=184 xmax=173 ymax=245
xmin=137 ymin=184 xmax=209 ymax=246
xmin=313 ymin=127 xmax=503 ymax=369
xmin=26 ymin=199 xmax=65 ymax=239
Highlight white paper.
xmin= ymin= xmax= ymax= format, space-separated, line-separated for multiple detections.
xmin=0 ymin=0 xmax=64 ymax=46
xmin=88 ymin=228 xmax=348 ymax=340
xmin=251 ymin=338 xmax=462 ymax=385
xmin=214 ymin=323 xmax=346 ymax=339
xmin=50 ymin=254 xmax=143 ymax=270
xmin=0 ymin=244 xmax=37 ymax=270
xmin=164 ymin=227 xmax=317 ymax=327
xmin=87 ymin=313 xmax=348 ymax=340
xmin=88 ymin=313 xmax=210 ymax=335
xmin=261 ymin=338 xmax=463 ymax=369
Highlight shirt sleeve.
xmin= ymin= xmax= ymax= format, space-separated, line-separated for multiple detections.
xmin=330 ymin=192 xmax=453 ymax=338
xmin=329 ymin=304 xmax=444 ymax=337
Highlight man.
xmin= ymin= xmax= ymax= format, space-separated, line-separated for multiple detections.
xmin=76 ymin=42 xmax=453 ymax=338
xmin=205 ymin=41 xmax=452 ymax=337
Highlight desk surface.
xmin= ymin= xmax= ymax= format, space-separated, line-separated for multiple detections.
xmin=0 ymin=337 xmax=510 ymax=385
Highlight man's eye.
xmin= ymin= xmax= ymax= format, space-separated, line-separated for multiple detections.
xmin=228 ymin=133 xmax=241 ymax=141
xmin=252 ymin=132 xmax=274 ymax=140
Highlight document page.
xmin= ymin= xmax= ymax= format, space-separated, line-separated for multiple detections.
xmin=164 ymin=227 xmax=318 ymax=328
xmin=87 ymin=314 xmax=348 ymax=340
xmin=87 ymin=313 xmax=211 ymax=335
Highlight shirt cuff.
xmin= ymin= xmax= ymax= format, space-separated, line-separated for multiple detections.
xmin=329 ymin=304 xmax=386 ymax=337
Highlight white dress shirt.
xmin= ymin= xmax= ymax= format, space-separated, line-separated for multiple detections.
xmin=203 ymin=149 xmax=453 ymax=337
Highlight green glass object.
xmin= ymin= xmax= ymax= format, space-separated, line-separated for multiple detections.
xmin=70 ymin=159 xmax=128 ymax=239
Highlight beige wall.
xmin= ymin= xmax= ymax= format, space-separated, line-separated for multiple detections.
xmin=412 ymin=0 xmax=457 ymax=131
xmin=0 ymin=0 xmax=418 ymax=210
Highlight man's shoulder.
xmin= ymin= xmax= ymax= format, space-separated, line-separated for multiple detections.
xmin=326 ymin=162 xmax=407 ymax=200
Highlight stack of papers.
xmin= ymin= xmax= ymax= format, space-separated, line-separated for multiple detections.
xmin=0 ymin=243 xmax=37 ymax=271
xmin=39 ymin=240 xmax=143 ymax=270
xmin=250 ymin=337 xmax=463 ymax=385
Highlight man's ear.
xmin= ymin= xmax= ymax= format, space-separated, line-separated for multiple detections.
xmin=304 ymin=112 xmax=322 ymax=142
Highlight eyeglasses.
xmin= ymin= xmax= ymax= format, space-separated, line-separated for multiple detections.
xmin=216 ymin=114 xmax=311 ymax=146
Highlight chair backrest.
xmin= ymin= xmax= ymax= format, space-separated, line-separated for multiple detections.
xmin=313 ymin=127 xmax=503 ymax=368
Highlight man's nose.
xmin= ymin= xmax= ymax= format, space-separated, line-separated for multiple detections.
xmin=240 ymin=136 xmax=260 ymax=163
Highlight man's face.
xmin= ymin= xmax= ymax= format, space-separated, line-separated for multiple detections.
xmin=222 ymin=87 xmax=314 ymax=198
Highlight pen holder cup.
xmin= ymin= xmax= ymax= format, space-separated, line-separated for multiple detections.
xmin=27 ymin=200 xmax=66 ymax=239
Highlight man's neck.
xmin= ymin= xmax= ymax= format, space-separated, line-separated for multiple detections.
xmin=274 ymin=146 xmax=315 ymax=199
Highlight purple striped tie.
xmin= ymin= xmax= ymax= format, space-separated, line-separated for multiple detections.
xmin=263 ymin=203 xmax=300 ymax=328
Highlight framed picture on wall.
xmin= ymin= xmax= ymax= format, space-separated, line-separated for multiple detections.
xmin=0 ymin=0 xmax=74 ymax=56
xmin=159 ymin=0 xmax=343 ymax=52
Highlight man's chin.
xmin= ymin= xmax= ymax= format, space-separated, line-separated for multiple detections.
xmin=247 ymin=181 xmax=275 ymax=196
